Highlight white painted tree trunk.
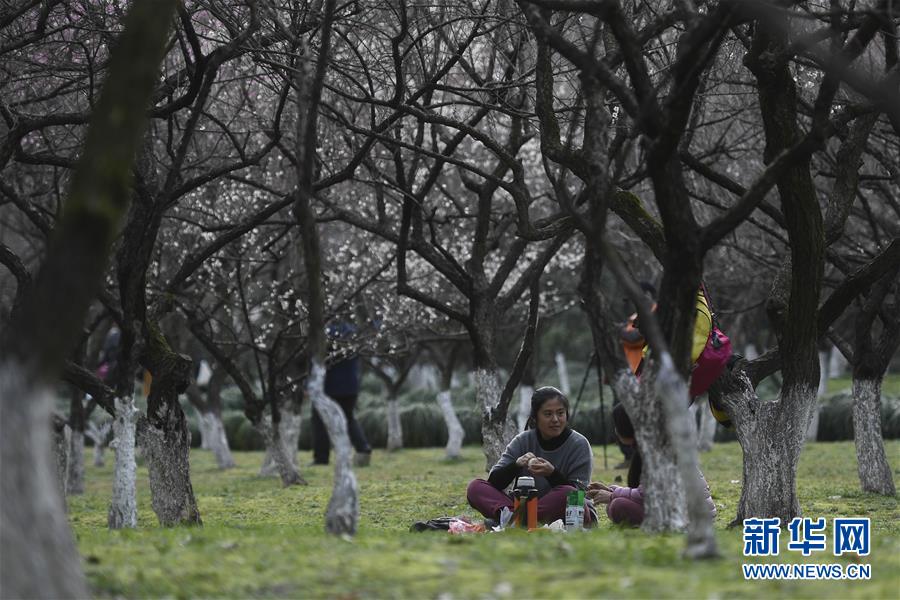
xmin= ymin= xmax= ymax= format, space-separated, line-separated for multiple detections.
xmin=138 ymin=413 xmax=202 ymax=526
xmin=720 ymin=374 xmax=810 ymax=523
xmin=477 ymin=368 xmax=518 ymax=470
xmin=280 ymin=408 xmax=302 ymax=467
xmin=53 ymin=421 xmax=69 ymax=502
xmin=258 ymin=406 xmax=301 ymax=473
xmin=555 ymin=352 xmax=571 ymax=395
xmin=852 ymin=378 xmax=895 ymax=495
xmin=817 ymin=349 xmax=830 ymax=397
xmin=87 ymin=421 xmax=111 ymax=468
xmin=451 ymin=371 xmax=462 ymax=388
xmin=654 ymin=355 xmax=718 ymax=558
xmin=436 ymin=389 xmax=464 ymax=459
xmin=386 ymin=396 xmax=403 ymax=451
xmin=66 ymin=430 xmax=85 ymax=495
xmin=196 ymin=406 xmax=213 ymax=450
xmin=0 ymin=363 xmax=88 ymax=598
xmin=423 ymin=364 xmax=438 ymax=390
xmin=411 ymin=364 xmax=438 ymax=391
xmin=256 ymin=413 xmax=304 ymax=486
xmin=308 ymin=361 xmax=358 ymax=535
xmin=695 ymin=401 xmax=717 ymax=452
xmin=613 ymin=368 xmax=685 ymax=532
xmin=94 ymin=440 xmax=106 ymax=467
xmin=108 ymin=395 xmax=139 ymax=529
xmin=199 ymin=410 xmax=235 ymax=469
xmin=805 ymin=349 xmax=830 ymax=441
xmin=517 ymin=385 xmax=533 ymax=432
xmin=829 ymin=348 xmax=848 ymax=378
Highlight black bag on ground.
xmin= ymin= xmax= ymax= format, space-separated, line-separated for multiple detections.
xmin=410 ymin=517 xmax=457 ymax=532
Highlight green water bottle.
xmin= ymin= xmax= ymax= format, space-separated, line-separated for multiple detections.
xmin=565 ymin=489 xmax=585 ymax=531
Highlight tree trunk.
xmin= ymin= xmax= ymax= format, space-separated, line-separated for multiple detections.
xmin=87 ymin=420 xmax=111 ymax=468
xmin=308 ymin=360 xmax=359 ymax=535
xmin=477 ymin=368 xmax=517 ymax=469
xmin=695 ymin=402 xmax=717 ymax=452
xmin=805 ymin=403 xmax=820 ymax=442
xmin=655 ymin=356 xmax=718 ymax=558
xmin=53 ymin=416 xmax=70 ymax=502
xmin=199 ymin=410 xmax=235 ymax=469
xmin=805 ymin=349 xmax=830 ymax=441
xmin=138 ymin=411 xmax=201 ymax=526
xmin=66 ymin=429 xmax=85 ymax=496
xmin=554 ymin=352 xmax=571 ymax=395
xmin=0 ymin=365 xmax=89 ymax=598
xmin=613 ymin=368 xmax=687 ymax=533
xmin=186 ymin=383 xmax=213 ymax=450
xmin=140 ymin=323 xmax=202 ymax=526
xmin=66 ymin=388 xmax=86 ymax=495
xmin=109 ymin=395 xmax=139 ymax=529
xmin=436 ymin=389 xmax=464 ymax=459
xmin=195 ymin=405 xmax=213 ymax=450
xmin=256 ymin=413 xmax=305 ymax=486
xmin=188 ymin=369 xmax=234 ymax=466
xmin=386 ymin=395 xmax=403 ymax=451
xmin=717 ymin=371 xmax=809 ymax=523
xmin=517 ymin=385 xmax=533 ymax=433
xmin=736 ymin=413 xmax=803 ymax=523
xmin=0 ymin=0 xmax=175 ymax=590
xmin=852 ymin=378 xmax=895 ymax=495
xmin=94 ymin=439 xmax=107 ymax=467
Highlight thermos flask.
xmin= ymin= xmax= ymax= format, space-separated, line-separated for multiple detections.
xmin=513 ymin=476 xmax=538 ymax=530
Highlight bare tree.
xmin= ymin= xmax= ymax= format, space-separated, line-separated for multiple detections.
xmin=291 ymin=0 xmax=359 ymax=535
xmin=0 ymin=0 xmax=177 ymax=594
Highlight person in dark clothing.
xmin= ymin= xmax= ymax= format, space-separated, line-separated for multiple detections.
xmin=311 ymin=325 xmax=372 ymax=466
xmin=96 ymin=325 xmax=121 ymax=381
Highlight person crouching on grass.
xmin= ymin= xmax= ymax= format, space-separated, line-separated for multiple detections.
xmin=587 ymin=404 xmax=716 ymax=526
xmin=467 ymin=386 xmax=597 ymax=527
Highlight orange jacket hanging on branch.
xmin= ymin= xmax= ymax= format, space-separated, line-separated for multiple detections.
xmin=620 ymin=303 xmax=656 ymax=374
xmin=622 ymin=290 xmax=711 ymax=373
xmin=623 ymin=290 xmax=727 ymax=378
xmin=143 ymin=369 xmax=152 ymax=397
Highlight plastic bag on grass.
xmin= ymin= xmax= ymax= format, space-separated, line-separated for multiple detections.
xmin=410 ymin=516 xmax=484 ymax=533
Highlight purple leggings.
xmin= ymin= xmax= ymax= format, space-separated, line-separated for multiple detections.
xmin=466 ymin=479 xmax=596 ymax=526
xmin=607 ymin=497 xmax=644 ymax=526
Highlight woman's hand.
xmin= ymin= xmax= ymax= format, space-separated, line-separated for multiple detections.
xmin=516 ymin=452 xmax=536 ymax=467
xmin=587 ymin=481 xmax=613 ymax=505
xmin=586 ymin=488 xmax=613 ymax=505
xmin=588 ymin=481 xmax=612 ymax=492
xmin=527 ymin=457 xmax=555 ymax=477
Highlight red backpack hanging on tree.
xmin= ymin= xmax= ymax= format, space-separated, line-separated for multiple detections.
xmin=629 ymin=283 xmax=732 ymax=412
xmin=691 ymin=284 xmax=733 ymax=426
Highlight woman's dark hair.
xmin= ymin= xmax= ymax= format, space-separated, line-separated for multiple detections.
xmin=611 ymin=404 xmax=634 ymax=439
xmin=525 ymin=386 xmax=569 ymax=431
xmin=627 ymin=450 xmax=642 ymax=488
xmin=612 ymin=404 xmax=641 ymax=487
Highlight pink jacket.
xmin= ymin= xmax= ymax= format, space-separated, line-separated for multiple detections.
xmin=607 ymin=475 xmax=717 ymax=518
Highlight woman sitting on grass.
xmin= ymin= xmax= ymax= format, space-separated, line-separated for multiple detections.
xmin=467 ymin=386 xmax=596 ymax=527
xmin=587 ymin=404 xmax=716 ymax=526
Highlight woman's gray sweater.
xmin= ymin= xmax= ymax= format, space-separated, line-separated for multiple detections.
xmin=488 ymin=428 xmax=593 ymax=496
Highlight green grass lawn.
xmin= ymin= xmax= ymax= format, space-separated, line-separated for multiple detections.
xmin=70 ymin=441 xmax=900 ymax=599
